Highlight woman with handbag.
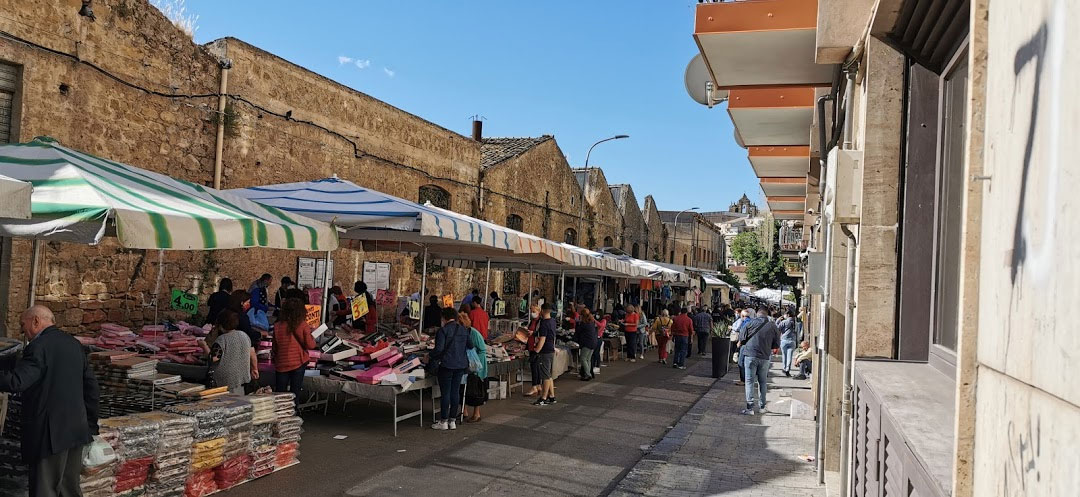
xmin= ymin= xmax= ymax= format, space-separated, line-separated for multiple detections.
xmin=524 ymin=305 xmax=543 ymax=397
xmin=209 ymin=311 xmax=258 ymax=393
xmin=458 ymin=312 xmax=488 ymax=422
xmin=651 ymin=309 xmax=674 ymax=365
xmin=272 ymin=298 xmax=316 ymax=406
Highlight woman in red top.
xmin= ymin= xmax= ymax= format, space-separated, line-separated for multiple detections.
xmin=622 ymin=305 xmax=641 ymax=363
xmin=272 ymin=297 xmax=316 ymax=404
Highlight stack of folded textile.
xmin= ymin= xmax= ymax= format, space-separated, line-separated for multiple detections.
xmin=99 ymin=415 xmax=161 ymax=494
xmin=162 ymin=400 xmax=229 ymax=442
xmin=184 ymin=469 xmax=217 ymax=497
xmin=134 ymin=411 xmax=195 ymax=497
xmin=248 ymin=395 xmax=277 ymax=425
xmin=272 ymin=416 xmax=303 ymax=446
xmin=274 ymin=442 xmax=299 ymax=469
xmin=249 ymin=444 xmax=277 ymax=479
xmin=213 ymin=454 xmax=252 ymax=490
xmin=272 ymin=393 xmax=295 ymax=419
xmin=216 ymin=398 xmax=254 ymax=461
xmin=188 ymin=438 xmax=225 ymax=473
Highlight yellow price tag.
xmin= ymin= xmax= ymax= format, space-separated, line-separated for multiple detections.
xmin=351 ymin=296 xmax=369 ymax=318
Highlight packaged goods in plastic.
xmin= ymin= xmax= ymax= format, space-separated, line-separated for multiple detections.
xmin=274 ymin=442 xmax=299 ymax=467
xmin=162 ymin=401 xmax=230 ymax=441
xmin=184 ymin=470 xmax=217 ymax=497
xmin=213 ymin=454 xmax=252 ymax=490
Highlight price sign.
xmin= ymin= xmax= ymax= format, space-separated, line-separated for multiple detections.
xmin=494 ymin=300 xmax=506 ymax=317
xmin=441 ymin=294 xmax=454 ymax=309
xmin=408 ymin=300 xmax=421 ymax=320
xmin=305 ymin=305 xmax=322 ymax=328
xmin=170 ymin=289 xmax=198 ymax=315
xmin=351 ymin=296 xmax=369 ymax=318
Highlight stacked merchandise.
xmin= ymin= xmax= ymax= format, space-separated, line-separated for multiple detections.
xmin=99 ymin=414 xmax=161 ymax=494
xmin=213 ymin=398 xmax=254 ymax=490
xmin=247 ymin=396 xmax=276 ymax=480
xmin=84 ymin=323 xmax=209 ymax=365
xmin=273 ymin=393 xmax=295 ymax=419
xmin=134 ymin=411 xmax=196 ymax=497
xmin=213 ymin=454 xmax=252 ymax=490
xmin=157 ymin=382 xmax=207 ymax=400
xmin=162 ymin=399 xmax=228 ymax=497
xmin=99 ymin=356 xmax=159 ymax=390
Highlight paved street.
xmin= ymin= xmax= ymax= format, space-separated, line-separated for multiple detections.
xmin=224 ymin=349 xmax=821 ymax=497
xmin=610 ymin=360 xmax=824 ymax=497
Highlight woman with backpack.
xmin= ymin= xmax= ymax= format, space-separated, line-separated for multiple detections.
xmin=458 ymin=311 xmax=488 ymax=423
xmin=651 ymin=309 xmax=674 ymax=365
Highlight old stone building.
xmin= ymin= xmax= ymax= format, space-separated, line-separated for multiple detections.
xmin=0 ymin=0 xmax=674 ymax=334
xmin=572 ymin=167 xmax=622 ymax=250
xmin=658 ymin=211 xmax=724 ymax=270
xmin=641 ymin=195 xmax=667 ymax=262
xmin=607 ymin=184 xmax=648 ymax=259
xmin=0 ymin=0 xmax=485 ymax=332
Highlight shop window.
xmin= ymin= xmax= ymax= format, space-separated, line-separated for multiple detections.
xmin=418 ymin=184 xmax=450 ymax=209
xmin=564 ymin=228 xmax=577 ymax=246
xmin=506 ymin=214 xmax=524 ymax=231
xmin=929 ymin=45 xmax=968 ymax=367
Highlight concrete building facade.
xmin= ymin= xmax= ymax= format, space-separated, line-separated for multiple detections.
xmin=689 ymin=0 xmax=1079 ymax=496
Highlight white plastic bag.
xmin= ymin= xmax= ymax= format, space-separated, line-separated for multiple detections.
xmin=82 ymin=435 xmax=116 ymax=468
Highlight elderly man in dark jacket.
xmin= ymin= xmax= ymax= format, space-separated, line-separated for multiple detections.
xmin=0 ymin=305 xmax=99 ymax=497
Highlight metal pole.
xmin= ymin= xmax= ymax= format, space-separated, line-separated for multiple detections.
xmin=526 ymin=266 xmax=533 ymax=315
xmin=558 ymin=271 xmax=566 ymax=320
xmin=838 ymin=225 xmax=858 ymax=497
xmin=483 ymin=258 xmax=491 ymax=312
xmin=154 ymin=249 xmax=164 ymax=325
xmin=321 ymin=250 xmax=332 ymax=323
xmin=27 ymin=240 xmax=42 ymax=309
xmin=816 ymin=223 xmax=833 ymax=483
xmin=418 ymin=247 xmax=428 ymax=331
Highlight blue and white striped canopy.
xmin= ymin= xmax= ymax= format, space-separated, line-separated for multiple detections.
xmin=229 ymin=177 xmax=517 ymax=252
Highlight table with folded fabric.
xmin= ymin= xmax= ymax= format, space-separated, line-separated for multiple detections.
xmin=552 ymin=345 xmax=571 ymax=379
xmin=486 ymin=358 xmax=526 ymax=397
xmin=304 ymin=375 xmax=437 ymax=436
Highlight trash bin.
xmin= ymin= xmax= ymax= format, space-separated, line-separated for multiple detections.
xmin=711 ymin=336 xmax=730 ymax=378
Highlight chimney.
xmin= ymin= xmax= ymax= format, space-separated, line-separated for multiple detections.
xmin=472 ymin=119 xmax=483 ymax=141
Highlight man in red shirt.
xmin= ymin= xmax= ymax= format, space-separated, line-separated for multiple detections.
xmin=670 ymin=308 xmax=694 ymax=370
xmin=468 ymin=300 xmax=490 ymax=339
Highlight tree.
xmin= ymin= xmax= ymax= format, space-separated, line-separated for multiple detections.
xmin=730 ymin=231 xmax=762 ymax=265
xmin=717 ymin=265 xmax=741 ymax=290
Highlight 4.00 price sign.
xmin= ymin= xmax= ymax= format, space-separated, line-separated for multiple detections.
xmin=170 ymin=289 xmax=199 ymax=315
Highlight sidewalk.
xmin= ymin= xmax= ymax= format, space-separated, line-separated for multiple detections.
xmin=609 ymin=359 xmax=824 ymax=497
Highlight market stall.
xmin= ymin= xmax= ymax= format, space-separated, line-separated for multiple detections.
xmin=0 ymin=137 xmax=340 ymax=496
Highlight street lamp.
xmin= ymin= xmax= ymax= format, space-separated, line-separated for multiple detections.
xmin=578 ymin=135 xmax=630 ymax=235
xmin=672 ymin=207 xmax=699 ymax=265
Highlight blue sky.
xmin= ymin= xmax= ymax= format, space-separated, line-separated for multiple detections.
xmin=186 ymin=1 xmax=760 ymax=212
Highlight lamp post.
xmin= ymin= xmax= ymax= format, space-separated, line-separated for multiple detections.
xmin=672 ymin=207 xmax=699 ymax=264
xmin=577 ymin=135 xmax=629 ymax=235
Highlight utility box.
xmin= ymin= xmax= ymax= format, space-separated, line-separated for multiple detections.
xmin=805 ymin=252 xmax=827 ymax=295
xmin=823 ymin=148 xmax=863 ymax=224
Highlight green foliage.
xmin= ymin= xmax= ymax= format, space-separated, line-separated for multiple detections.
xmin=734 ymin=220 xmax=792 ymax=289
xmin=730 ymin=231 xmax=762 ymax=265
xmin=717 ymin=265 xmax=741 ymax=290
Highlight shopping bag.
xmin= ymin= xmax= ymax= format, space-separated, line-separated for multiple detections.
xmin=247 ymin=308 xmax=269 ymax=331
xmin=466 ymin=347 xmax=482 ymax=373
xmin=666 ymin=339 xmax=674 ymax=355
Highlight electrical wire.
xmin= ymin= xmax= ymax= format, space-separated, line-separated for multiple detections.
xmin=0 ymin=28 xmax=624 ymax=232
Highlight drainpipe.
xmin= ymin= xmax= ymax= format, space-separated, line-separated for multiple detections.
xmin=212 ymin=59 xmax=231 ymax=189
xmin=838 ymin=224 xmax=858 ymax=497
xmin=815 ymin=222 xmax=832 ymax=482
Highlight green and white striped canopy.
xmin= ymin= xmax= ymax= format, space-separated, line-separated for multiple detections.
xmin=0 ymin=137 xmax=338 ymax=251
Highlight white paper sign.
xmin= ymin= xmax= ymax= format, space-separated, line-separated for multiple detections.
xmin=363 ymin=261 xmax=391 ymax=291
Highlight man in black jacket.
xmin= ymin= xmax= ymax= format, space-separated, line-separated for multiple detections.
xmin=0 ymin=305 xmax=99 ymax=497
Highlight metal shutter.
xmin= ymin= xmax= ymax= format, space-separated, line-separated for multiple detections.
xmin=0 ymin=62 xmax=16 ymax=143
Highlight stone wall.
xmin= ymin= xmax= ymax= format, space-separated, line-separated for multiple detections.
xmin=610 ymin=184 xmax=648 ymax=258
xmin=0 ymin=0 xmax=482 ymax=332
xmin=579 ymin=168 xmax=622 ymax=249
xmin=642 ymin=196 xmax=667 ymax=261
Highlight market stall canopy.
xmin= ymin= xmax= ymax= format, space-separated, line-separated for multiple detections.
xmin=0 ymin=174 xmax=32 ymax=219
xmin=229 ymin=177 xmax=534 ymax=262
xmin=701 ymin=274 xmax=729 ymax=288
xmin=598 ymin=249 xmax=686 ymax=282
xmin=0 ymin=137 xmax=339 ymax=251
xmin=752 ymin=287 xmax=795 ymax=306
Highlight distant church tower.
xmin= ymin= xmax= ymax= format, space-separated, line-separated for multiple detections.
xmin=728 ymin=193 xmax=759 ymax=217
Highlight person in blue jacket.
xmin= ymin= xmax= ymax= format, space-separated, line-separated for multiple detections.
xmin=426 ymin=307 xmax=472 ymax=431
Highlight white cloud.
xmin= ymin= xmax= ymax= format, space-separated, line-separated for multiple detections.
xmin=383 ymin=67 xmax=395 ymax=78
xmin=337 ymin=55 xmax=353 ymax=65
xmin=354 ymin=59 xmax=371 ymax=69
